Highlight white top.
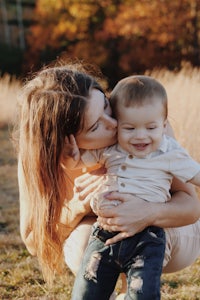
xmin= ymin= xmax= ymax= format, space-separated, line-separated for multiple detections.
xmin=81 ymin=135 xmax=200 ymax=210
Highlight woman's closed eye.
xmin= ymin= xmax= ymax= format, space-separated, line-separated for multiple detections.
xmin=123 ymin=127 xmax=135 ymax=131
xmin=91 ymin=122 xmax=99 ymax=132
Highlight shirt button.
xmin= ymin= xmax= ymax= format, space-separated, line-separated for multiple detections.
xmin=121 ymin=183 xmax=125 ymax=188
xmin=128 ymin=154 xmax=133 ymax=159
xmin=121 ymin=165 xmax=126 ymax=171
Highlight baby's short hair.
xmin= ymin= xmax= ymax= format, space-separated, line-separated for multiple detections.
xmin=110 ymin=75 xmax=168 ymax=119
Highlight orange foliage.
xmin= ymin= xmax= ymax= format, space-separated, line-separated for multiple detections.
xmin=24 ymin=0 xmax=200 ymax=85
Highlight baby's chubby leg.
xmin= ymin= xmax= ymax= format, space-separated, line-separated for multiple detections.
xmin=64 ymin=215 xmax=125 ymax=300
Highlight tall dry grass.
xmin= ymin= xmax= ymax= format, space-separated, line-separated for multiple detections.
xmin=147 ymin=63 xmax=200 ymax=164
xmin=1 ymin=64 xmax=200 ymax=158
xmin=0 ymin=73 xmax=22 ymax=128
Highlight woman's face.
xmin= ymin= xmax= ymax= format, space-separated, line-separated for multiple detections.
xmin=75 ymin=89 xmax=117 ymax=149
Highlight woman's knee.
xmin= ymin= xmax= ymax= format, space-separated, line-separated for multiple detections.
xmin=163 ymin=224 xmax=200 ymax=273
xmin=63 ymin=217 xmax=95 ymax=274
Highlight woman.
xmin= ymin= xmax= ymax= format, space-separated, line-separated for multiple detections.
xmin=16 ymin=63 xmax=200 ymax=292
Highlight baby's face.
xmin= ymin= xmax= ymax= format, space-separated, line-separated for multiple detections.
xmin=117 ymin=101 xmax=167 ymax=158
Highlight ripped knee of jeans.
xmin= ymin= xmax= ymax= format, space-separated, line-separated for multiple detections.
xmin=132 ymin=255 xmax=144 ymax=268
xmin=129 ymin=256 xmax=144 ymax=294
xmin=130 ymin=276 xmax=143 ymax=293
xmin=84 ymin=252 xmax=102 ymax=282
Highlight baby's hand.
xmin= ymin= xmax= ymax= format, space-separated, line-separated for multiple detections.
xmin=63 ymin=134 xmax=80 ymax=162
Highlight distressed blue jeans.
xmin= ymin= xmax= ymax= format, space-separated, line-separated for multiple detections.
xmin=72 ymin=224 xmax=165 ymax=300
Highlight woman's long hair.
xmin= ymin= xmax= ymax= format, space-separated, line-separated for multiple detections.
xmin=15 ymin=64 xmax=103 ymax=282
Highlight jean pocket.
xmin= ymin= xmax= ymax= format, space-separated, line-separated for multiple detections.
xmin=147 ymin=226 xmax=165 ymax=244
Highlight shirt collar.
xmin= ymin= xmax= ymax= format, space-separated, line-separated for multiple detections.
xmin=158 ymin=134 xmax=168 ymax=153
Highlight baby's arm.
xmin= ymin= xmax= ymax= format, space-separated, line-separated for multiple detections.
xmin=190 ymin=170 xmax=200 ymax=186
xmin=62 ymin=135 xmax=84 ymax=169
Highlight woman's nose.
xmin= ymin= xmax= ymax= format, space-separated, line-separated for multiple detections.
xmin=104 ymin=114 xmax=117 ymax=129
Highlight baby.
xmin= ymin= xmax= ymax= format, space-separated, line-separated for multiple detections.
xmin=66 ymin=75 xmax=200 ymax=300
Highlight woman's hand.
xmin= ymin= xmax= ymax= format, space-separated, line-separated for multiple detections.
xmin=61 ymin=135 xmax=81 ymax=169
xmin=63 ymin=135 xmax=80 ymax=161
xmin=60 ymin=168 xmax=106 ymax=237
xmin=73 ymin=168 xmax=106 ymax=213
xmin=97 ymin=179 xmax=200 ymax=245
xmin=97 ymin=192 xmax=155 ymax=245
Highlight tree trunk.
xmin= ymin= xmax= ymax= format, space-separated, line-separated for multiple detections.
xmin=190 ymin=0 xmax=200 ymax=65
xmin=16 ymin=0 xmax=25 ymax=49
xmin=0 ymin=0 xmax=11 ymax=45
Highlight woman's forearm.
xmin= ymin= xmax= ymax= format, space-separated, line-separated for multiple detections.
xmin=60 ymin=169 xmax=106 ymax=239
xmin=99 ymin=183 xmax=200 ymax=230
xmin=152 ymin=123 xmax=200 ymax=227
xmin=151 ymin=189 xmax=200 ymax=228
xmin=154 ymin=177 xmax=200 ymax=227
xmin=59 ymin=198 xmax=89 ymax=240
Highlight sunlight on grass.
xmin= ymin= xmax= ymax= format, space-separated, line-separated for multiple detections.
xmin=0 ymin=73 xmax=21 ymax=128
xmin=148 ymin=63 xmax=200 ymax=164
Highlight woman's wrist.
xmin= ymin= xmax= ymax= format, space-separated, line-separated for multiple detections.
xmin=147 ymin=202 xmax=168 ymax=228
xmin=69 ymin=196 xmax=91 ymax=215
xmin=142 ymin=201 xmax=160 ymax=228
xmin=148 ymin=190 xmax=200 ymax=229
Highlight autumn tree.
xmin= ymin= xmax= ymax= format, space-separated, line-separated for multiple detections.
xmin=24 ymin=0 xmax=200 ymax=87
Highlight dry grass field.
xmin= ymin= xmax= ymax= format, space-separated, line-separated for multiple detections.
xmin=1 ymin=65 xmax=200 ymax=299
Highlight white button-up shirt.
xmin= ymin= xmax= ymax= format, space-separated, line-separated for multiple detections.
xmin=81 ymin=135 xmax=200 ymax=211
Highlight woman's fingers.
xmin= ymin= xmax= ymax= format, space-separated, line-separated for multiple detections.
xmin=74 ymin=167 xmax=106 ymax=185
xmin=104 ymin=191 xmax=129 ymax=203
xmin=69 ymin=134 xmax=76 ymax=145
xmin=90 ymin=167 xmax=107 ymax=176
xmin=98 ymin=216 xmax=116 ymax=225
xmin=78 ymin=176 xmax=104 ymax=200
xmin=74 ymin=171 xmax=105 ymax=193
xmin=64 ymin=136 xmax=70 ymax=144
xmin=105 ymin=232 xmax=131 ymax=245
xmin=74 ymin=173 xmax=97 ymax=186
xmin=74 ymin=175 xmax=98 ymax=192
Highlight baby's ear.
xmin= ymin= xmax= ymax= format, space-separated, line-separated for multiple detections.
xmin=163 ymin=119 xmax=168 ymax=133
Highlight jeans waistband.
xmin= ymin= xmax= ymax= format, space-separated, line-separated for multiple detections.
xmin=93 ymin=225 xmax=119 ymax=243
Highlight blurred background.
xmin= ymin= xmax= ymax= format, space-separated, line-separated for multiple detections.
xmin=0 ymin=0 xmax=200 ymax=86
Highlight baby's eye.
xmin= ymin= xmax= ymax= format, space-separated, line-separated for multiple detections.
xmin=126 ymin=127 xmax=135 ymax=130
xmin=148 ymin=127 xmax=156 ymax=130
